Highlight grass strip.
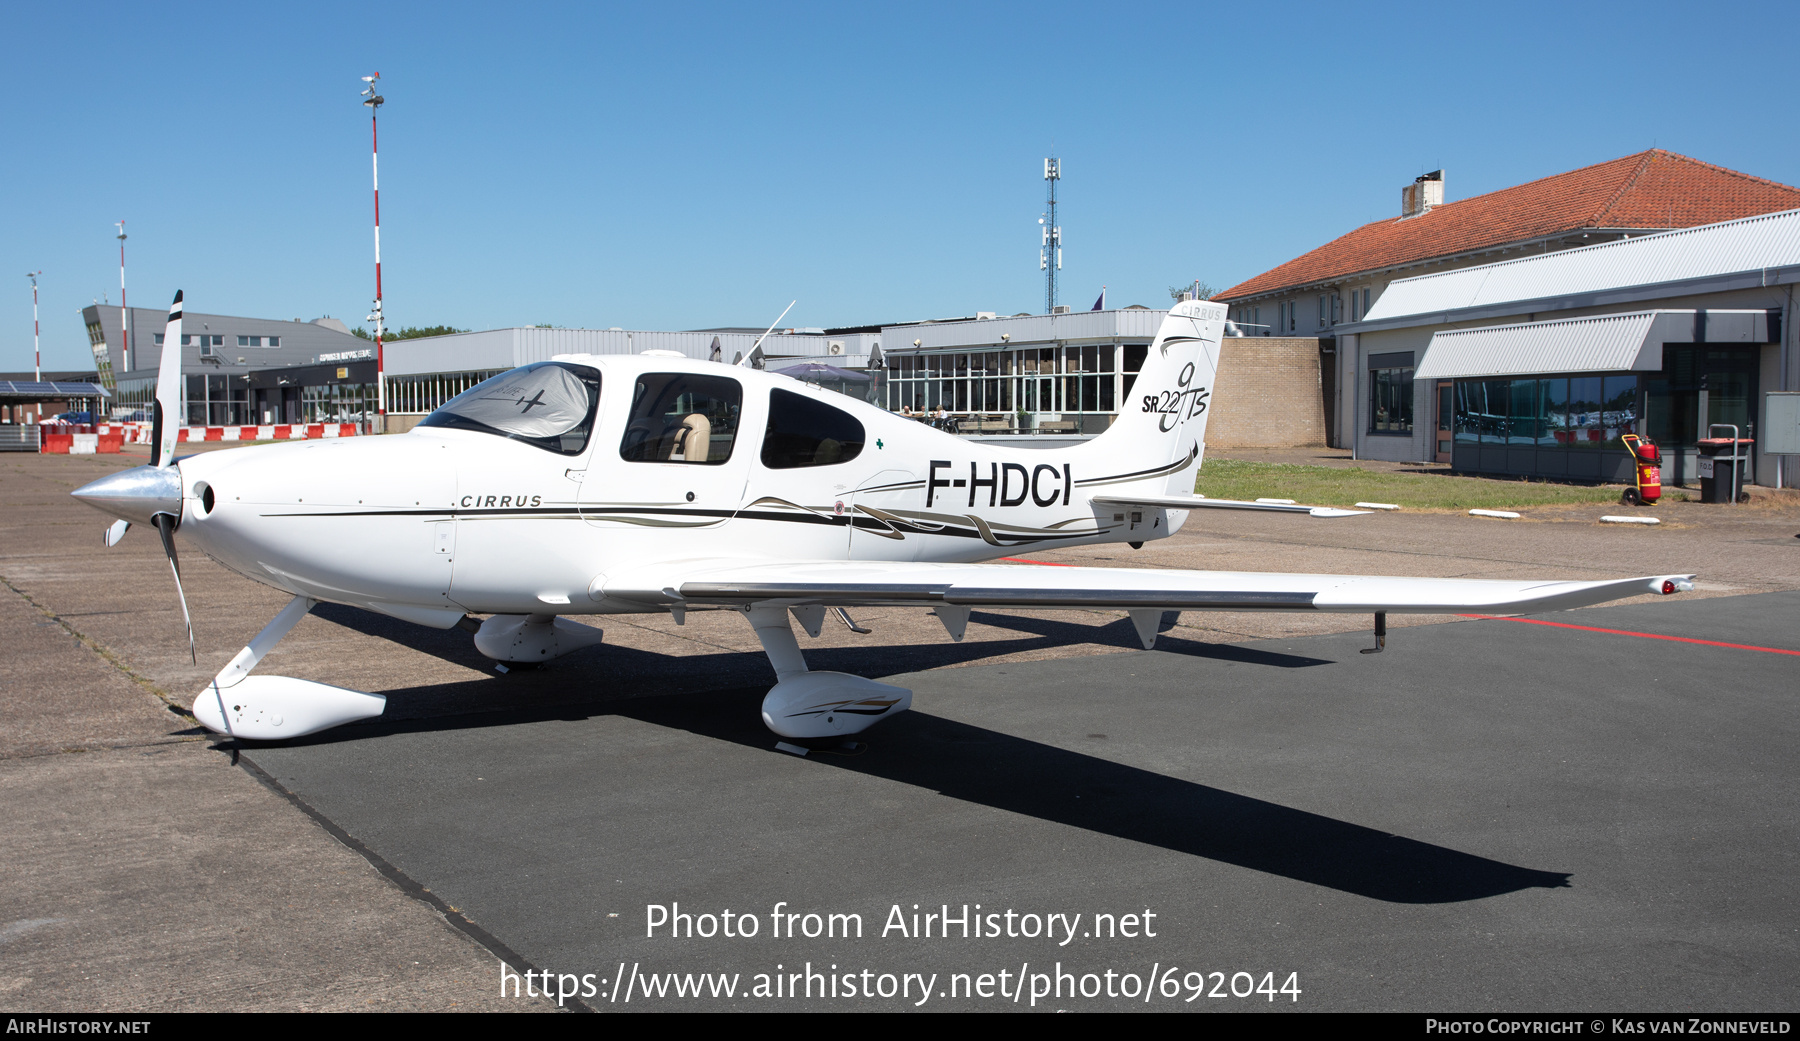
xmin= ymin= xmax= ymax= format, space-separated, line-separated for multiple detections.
xmin=1194 ymin=458 xmax=1625 ymax=511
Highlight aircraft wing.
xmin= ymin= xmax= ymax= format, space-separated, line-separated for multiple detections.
xmin=603 ymin=559 xmax=1696 ymax=616
xmin=1091 ymin=493 xmax=1370 ymax=518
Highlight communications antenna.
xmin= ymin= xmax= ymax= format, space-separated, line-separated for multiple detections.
xmin=1039 ymin=157 xmax=1062 ymax=313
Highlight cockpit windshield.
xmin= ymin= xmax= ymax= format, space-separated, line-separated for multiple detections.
xmin=419 ymin=362 xmax=601 ymax=455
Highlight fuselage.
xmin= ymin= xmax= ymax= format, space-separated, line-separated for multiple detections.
xmin=171 ymin=353 xmax=1198 ymax=623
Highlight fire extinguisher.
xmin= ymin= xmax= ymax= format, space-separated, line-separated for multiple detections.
xmin=1620 ymin=433 xmax=1661 ymax=506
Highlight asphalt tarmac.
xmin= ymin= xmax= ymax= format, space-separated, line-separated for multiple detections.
xmin=243 ymin=591 xmax=1800 ymax=1012
xmin=5 ymin=444 xmax=1799 ymax=1012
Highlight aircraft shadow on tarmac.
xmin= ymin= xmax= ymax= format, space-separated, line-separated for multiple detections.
xmin=259 ymin=607 xmax=1569 ymax=907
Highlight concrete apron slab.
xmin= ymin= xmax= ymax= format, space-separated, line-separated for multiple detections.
xmin=241 ymin=592 xmax=1800 ymax=1012
xmin=6 ymin=447 xmax=1799 ymax=1012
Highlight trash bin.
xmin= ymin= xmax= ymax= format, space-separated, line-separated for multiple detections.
xmin=1696 ymin=436 xmax=1754 ymax=503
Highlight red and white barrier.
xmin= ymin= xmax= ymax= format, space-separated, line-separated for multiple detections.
xmin=176 ymin=424 xmax=359 ymax=443
xmin=40 ymin=432 xmax=124 ymax=455
xmin=46 ymin=422 xmax=361 ymax=451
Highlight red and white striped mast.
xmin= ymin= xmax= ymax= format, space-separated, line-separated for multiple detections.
xmin=361 ymin=73 xmax=386 ymax=431
xmin=26 ymin=271 xmax=42 ymax=382
xmin=115 ymin=221 xmax=130 ymax=374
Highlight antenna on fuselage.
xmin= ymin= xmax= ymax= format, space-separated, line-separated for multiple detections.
xmin=738 ymin=299 xmax=796 ymax=370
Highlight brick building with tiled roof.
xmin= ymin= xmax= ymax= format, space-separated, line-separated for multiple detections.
xmin=1217 ymin=151 xmax=1800 ymax=337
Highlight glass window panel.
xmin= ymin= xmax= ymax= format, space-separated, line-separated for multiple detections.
xmin=762 ymin=388 xmax=865 ymax=468
xmin=614 ymin=371 xmax=741 ymax=464
xmin=1568 ymin=376 xmax=1604 ymax=447
xmin=1604 ymin=375 xmax=1640 ymax=445
xmin=1475 ymin=379 xmax=1508 ymax=443
xmin=1542 ymin=378 xmax=1570 ymax=447
xmin=1369 ymin=367 xmax=1415 ymax=434
xmin=1507 ymin=379 xmax=1542 ymax=445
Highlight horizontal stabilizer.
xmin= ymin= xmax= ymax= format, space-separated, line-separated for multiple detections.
xmin=1092 ymin=493 xmax=1370 ymax=518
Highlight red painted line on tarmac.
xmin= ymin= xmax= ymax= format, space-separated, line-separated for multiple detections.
xmin=1459 ymin=614 xmax=1800 ymax=657
xmin=999 ymin=556 xmax=1077 ymax=566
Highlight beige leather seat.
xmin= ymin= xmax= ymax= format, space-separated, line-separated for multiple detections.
xmin=671 ymin=413 xmax=711 ymax=462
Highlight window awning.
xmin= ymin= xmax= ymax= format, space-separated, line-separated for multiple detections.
xmin=1413 ymin=309 xmax=1774 ymax=381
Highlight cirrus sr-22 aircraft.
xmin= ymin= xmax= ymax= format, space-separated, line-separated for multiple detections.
xmin=73 ymin=293 xmax=1694 ymax=746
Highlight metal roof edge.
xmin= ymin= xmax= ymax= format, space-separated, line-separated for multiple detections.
xmin=1336 ymin=265 xmax=1800 ymax=335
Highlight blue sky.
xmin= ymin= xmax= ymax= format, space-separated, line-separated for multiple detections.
xmin=3 ymin=1 xmax=1795 ymax=371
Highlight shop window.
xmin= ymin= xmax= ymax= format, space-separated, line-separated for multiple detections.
xmin=762 ymin=388 xmax=865 ymax=469
xmin=619 ymin=372 xmax=742 ymax=464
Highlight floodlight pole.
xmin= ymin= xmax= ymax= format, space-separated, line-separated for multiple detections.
xmin=116 ymin=222 xmax=129 ymax=373
xmin=361 ymin=73 xmax=386 ymax=432
xmin=27 ymin=271 xmax=42 ymax=382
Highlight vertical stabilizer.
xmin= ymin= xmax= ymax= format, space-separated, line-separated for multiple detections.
xmin=1069 ymin=299 xmax=1226 ymax=494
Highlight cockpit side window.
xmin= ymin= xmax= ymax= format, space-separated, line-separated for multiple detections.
xmin=419 ymin=362 xmax=601 ymax=456
xmin=762 ymin=388 xmax=865 ymax=469
xmin=619 ymin=373 xmax=743 ymax=465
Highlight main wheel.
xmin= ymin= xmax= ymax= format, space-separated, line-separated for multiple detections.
xmin=1621 ymin=488 xmax=1641 ymax=506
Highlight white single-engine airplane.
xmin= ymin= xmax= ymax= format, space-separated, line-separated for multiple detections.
xmin=74 ymin=293 xmax=1694 ymax=744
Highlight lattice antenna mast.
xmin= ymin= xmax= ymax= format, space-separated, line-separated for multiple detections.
xmin=1039 ymin=157 xmax=1062 ymax=313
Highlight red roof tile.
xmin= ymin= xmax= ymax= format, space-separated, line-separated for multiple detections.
xmin=1218 ymin=151 xmax=1800 ymax=301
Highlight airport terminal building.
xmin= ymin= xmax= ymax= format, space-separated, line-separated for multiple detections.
xmin=1334 ymin=207 xmax=1800 ymax=487
xmin=83 ymin=305 xmax=376 ymax=425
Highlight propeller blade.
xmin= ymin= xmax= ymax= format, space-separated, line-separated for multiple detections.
xmin=152 ymin=290 xmax=184 ymax=469
xmin=151 ymin=513 xmax=195 ymax=663
xmin=104 ymin=519 xmax=130 ymax=547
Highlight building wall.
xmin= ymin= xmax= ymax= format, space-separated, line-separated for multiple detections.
xmin=1207 ymin=337 xmax=1327 ymax=448
xmin=1348 ymin=326 xmax=1437 ymax=462
xmin=1346 ymin=282 xmax=1796 ymax=476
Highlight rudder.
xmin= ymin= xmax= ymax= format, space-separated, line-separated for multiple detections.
xmin=1069 ymin=299 xmax=1226 ymax=494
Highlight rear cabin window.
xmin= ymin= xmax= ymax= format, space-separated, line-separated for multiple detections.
xmin=619 ymin=373 xmax=743 ymax=465
xmin=762 ymin=388 xmax=865 ymax=469
xmin=419 ymin=362 xmax=601 ymax=456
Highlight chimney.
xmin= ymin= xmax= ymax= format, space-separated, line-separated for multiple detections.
xmin=1401 ymin=169 xmax=1445 ymax=218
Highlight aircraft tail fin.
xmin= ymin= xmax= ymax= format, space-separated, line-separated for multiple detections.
xmin=1069 ymin=299 xmax=1226 ymax=494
